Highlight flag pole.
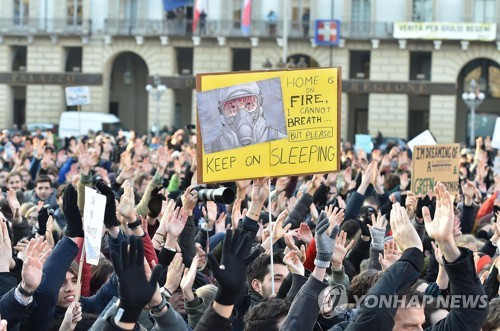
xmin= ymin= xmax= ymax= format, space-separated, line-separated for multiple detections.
xmin=282 ymin=0 xmax=288 ymax=64
xmin=268 ymin=177 xmax=275 ymax=295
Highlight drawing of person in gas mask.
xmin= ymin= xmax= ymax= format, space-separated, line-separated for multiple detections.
xmin=206 ymin=80 xmax=287 ymax=153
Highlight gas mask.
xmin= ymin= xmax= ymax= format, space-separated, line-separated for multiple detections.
xmin=218 ymin=84 xmax=265 ymax=146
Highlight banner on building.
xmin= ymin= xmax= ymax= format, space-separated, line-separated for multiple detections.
xmin=196 ymin=67 xmax=341 ymax=183
xmin=393 ymin=22 xmax=496 ymax=41
xmin=65 ymin=86 xmax=90 ymax=106
xmin=411 ymin=144 xmax=460 ymax=196
xmin=491 ymin=118 xmax=500 ymax=149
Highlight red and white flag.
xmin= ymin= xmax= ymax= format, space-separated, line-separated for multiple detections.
xmin=193 ymin=0 xmax=207 ymax=33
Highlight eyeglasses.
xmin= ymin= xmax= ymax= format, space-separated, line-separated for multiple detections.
xmin=222 ymin=95 xmax=259 ymax=117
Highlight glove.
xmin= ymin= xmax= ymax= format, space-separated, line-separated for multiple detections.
xmin=147 ymin=187 xmax=166 ymax=219
xmin=314 ymin=211 xmax=339 ymax=268
xmin=62 ymin=185 xmax=84 ymax=237
xmin=369 ymin=226 xmax=385 ymax=251
xmin=208 ymin=228 xmax=251 ymax=305
xmin=37 ymin=207 xmax=49 ymax=236
xmin=95 ymin=180 xmax=120 ymax=228
xmin=111 ymin=236 xmax=162 ymax=323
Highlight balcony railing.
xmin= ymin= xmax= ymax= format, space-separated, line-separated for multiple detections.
xmin=103 ymin=19 xmax=397 ymax=40
xmin=0 ymin=18 xmax=91 ymax=35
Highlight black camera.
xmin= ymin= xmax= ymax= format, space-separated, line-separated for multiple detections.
xmin=193 ymin=185 xmax=235 ymax=204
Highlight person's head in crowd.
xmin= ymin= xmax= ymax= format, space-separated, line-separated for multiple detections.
xmin=34 ymin=175 xmax=53 ymax=201
xmin=17 ymin=166 xmax=32 ymax=189
xmin=483 ymin=297 xmax=500 ymax=331
xmin=384 ymin=174 xmax=400 ymax=192
xmin=57 ymin=260 xmax=79 ymax=309
xmin=6 ymin=172 xmax=23 ymax=191
xmin=423 ymin=298 xmax=449 ymax=328
xmin=90 ymin=258 xmax=113 ymax=296
xmin=455 ymin=234 xmax=483 ymax=251
xmin=134 ymin=173 xmax=151 ymax=196
xmin=196 ymin=284 xmax=217 ymax=307
xmin=348 ymin=269 xmax=382 ymax=303
xmin=56 ymin=184 xmax=68 ymax=210
xmin=169 ymin=288 xmax=186 ymax=316
xmin=0 ymin=168 xmax=9 ymax=188
xmin=24 ymin=204 xmax=38 ymax=228
xmin=340 ymin=218 xmax=362 ymax=242
xmin=244 ymin=298 xmax=290 ymax=331
xmin=247 ymin=253 xmax=288 ymax=300
xmin=43 ymin=166 xmax=59 ymax=186
xmin=393 ymin=289 xmax=426 ymax=331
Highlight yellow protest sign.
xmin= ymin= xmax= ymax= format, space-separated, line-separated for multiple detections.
xmin=196 ymin=67 xmax=341 ymax=183
xmin=411 ymin=144 xmax=460 ymax=195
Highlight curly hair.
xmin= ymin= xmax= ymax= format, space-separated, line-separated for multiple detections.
xmin=348 ymin=269 xmax=382 ymax=303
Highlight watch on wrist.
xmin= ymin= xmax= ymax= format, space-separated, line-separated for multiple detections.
xmin=150 ymin=293 xmax=168 ymax=314
xmin=127 ymin=217 xmax=142 ymax=229
xmin=18 ymin=284 xmax=34 ymax=297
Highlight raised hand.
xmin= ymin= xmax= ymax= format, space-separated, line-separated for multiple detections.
xmin=166 ymin=207 xmax=188 ymax=239
xmin=207 ymin=229 xmax=251 ymax=305
xmin=148 ymin=187 xmax=166 ymax=219
xmin=298 ymin=223 xmax=313 ymax=245
xmin=284 ymin=250 xmax=305 ymax=276
xmin=378 ymin=240 xmax=401 ymax=272
xmin=181 ymin=186 xmax=198 ymax=215
xmin=6 ymin=189 xmax=21 ymax=219
xmin=214 ymin=212 xmax=228 ymax=234
xmin=314 ymin=211 xmax=340 ymax=268
xmin=111 ymin=236 xmax=162 ymax=324
xmin=202 ymin=201 xmax=218 ymax=229
xmin=95 ymin=180 xmax=120 ymax=228
xmin=21 ymin=237 xmax=51 ymax=292
xmin=62 ymin=185 xmax=84 ymax=237
xmin=272 ymin=210 xmax=292 ymax=242
xmin=423 ymin=183 xmax=455 ymax=244
xmin=0 ymin=221 xmax=13 ymax=272
xmin=390 ymin=203 xmax=423 ymax=252
xmin=331 ymin=230 xmax=354 ymax=271
xmin=59 ymin=301 xmax=82 ymax=331
xmin=180 ymin=255 xmax=200 ymax=302
xmin=251 ymin=178 xmax=269 ymax=205
xmin=164 ymin=253 xmax=184 ymax=295
xmin=118 ymin=181 xmax=136 ymax=222
xmin=431 ymin=241 xmax=444 ymax=266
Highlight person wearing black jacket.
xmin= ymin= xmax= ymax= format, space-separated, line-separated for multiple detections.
xmin=345 ymin=183 xmax=488 ymax=331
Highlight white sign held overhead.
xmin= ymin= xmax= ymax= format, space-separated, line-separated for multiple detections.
xmin=65 ymin=86 xmax=90 ymax=106
xmin=491 ymin=118 xmax=500 ymax=149
xmin=407 ymin=130 xmax=437 ymax=152
xmin=83 ymin=187 xmax=106 ymax=266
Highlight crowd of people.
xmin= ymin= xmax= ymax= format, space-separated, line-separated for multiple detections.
xmin=0 ymin=127 xmax=498 ymax=331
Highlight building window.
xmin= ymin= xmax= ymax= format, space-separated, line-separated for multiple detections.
xmin=176 ymin=48 xmax=193 ymax=75
xmin=233 ymin=0 xmax=241 ymax=29
xmin=349 ymin=51 xmax=370 ymax=79
xmin=412 ymin=0 xmax=432 ymax=21
xmin=473 ymin=0 xmax=495 ymax=22
xmin=65 ymin=47 xmax=82 ymax=72
xmin=13 ymin=0 xmax=29 ymax=26
xmin=462 ymin=58 xmax=500 ymax=98
xmin=409 ymin=52 xmax=431 ymax=81
xmin=232 ymin=49 xmax=251 ymax=71
xmin=351 ymin=0 xmax=370 ymax=21
xmin=67 ymin=0 xmax=83 ymax=25
xmin=12 ymin=46 xmax=27 ymax=71
xmin=408 ymin=96 xmax=430 ymax=139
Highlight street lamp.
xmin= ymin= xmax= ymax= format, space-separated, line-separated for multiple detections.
xmin=461 ymin=79 xmax=485 ymax=147
xmin=145 ymin=74 xmax=167 ymax=137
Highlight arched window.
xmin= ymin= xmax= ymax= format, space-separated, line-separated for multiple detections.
xmin=462 ymin=58 xmax=500 ymax=98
